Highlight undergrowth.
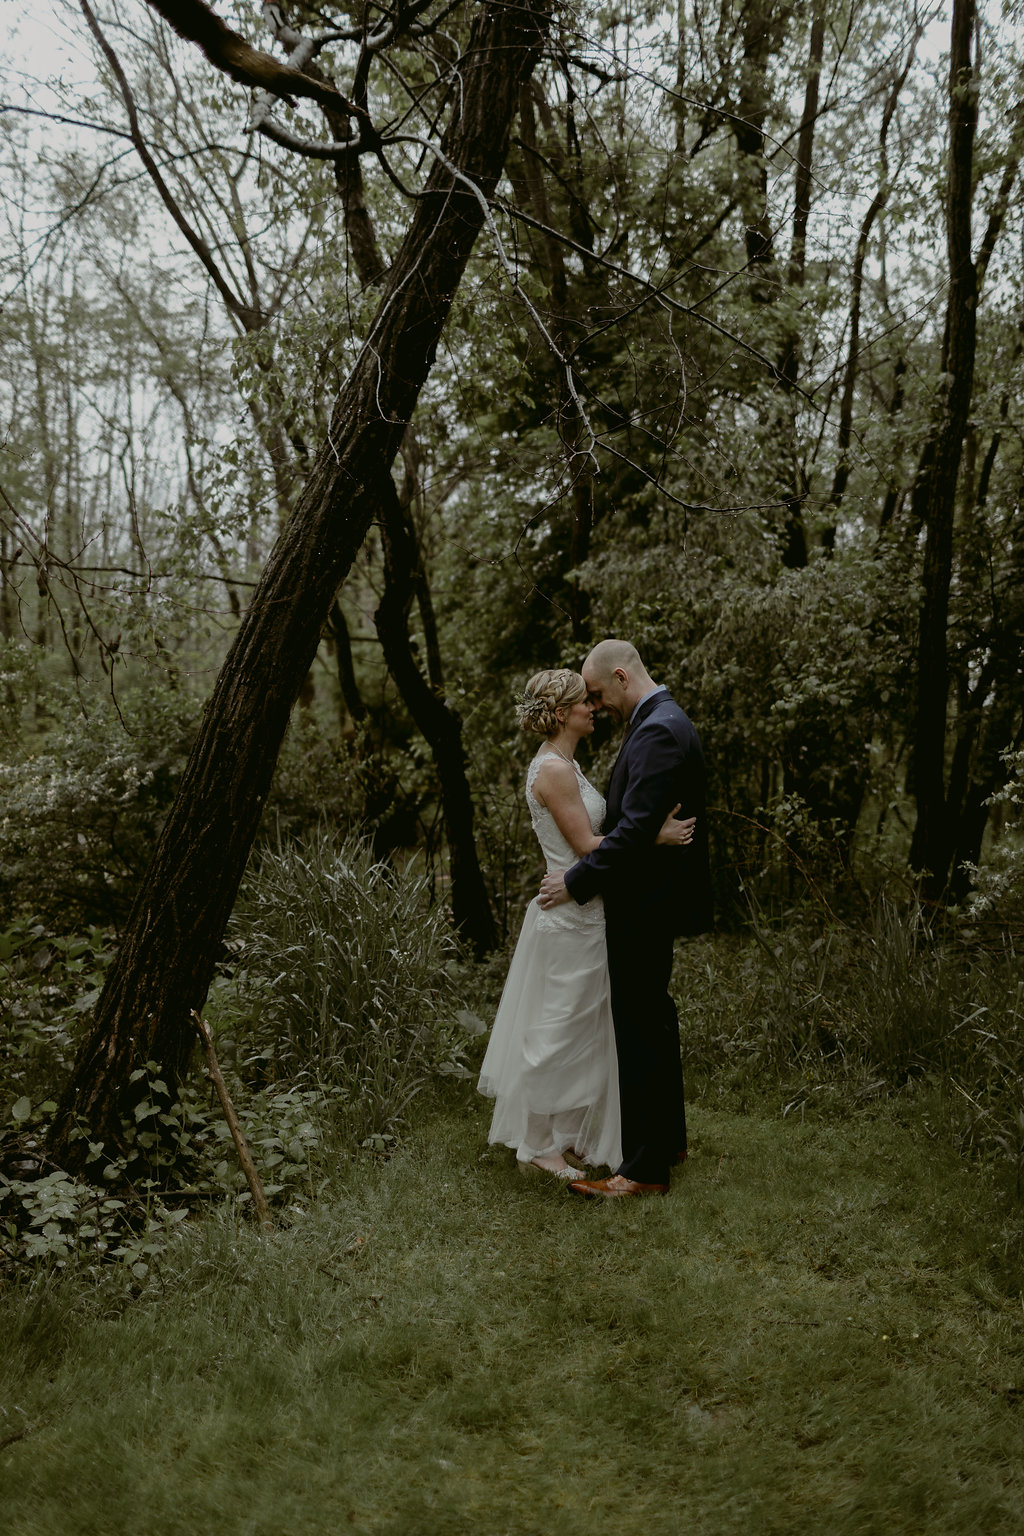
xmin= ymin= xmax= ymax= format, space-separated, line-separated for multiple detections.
xmin=678 ymin=899 xmax=1024 ymax=1192
xmin=4 ymin=872 xmax=1023 ymax=1287
xmin=224 ymin=826 xmax=482 ymax=1143
xmin=1 ymin=830 xmax=484 ymax=1278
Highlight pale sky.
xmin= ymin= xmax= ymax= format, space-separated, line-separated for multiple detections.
xmin=4 ymin=0 xmax=960 ymax=112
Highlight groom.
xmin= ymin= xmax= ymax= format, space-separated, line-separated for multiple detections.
xmin=538 ymin=639 xmax=711 ymax=1198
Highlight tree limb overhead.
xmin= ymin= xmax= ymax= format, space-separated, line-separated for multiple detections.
xmin=143 ymin=0 xmax=360 ymax=118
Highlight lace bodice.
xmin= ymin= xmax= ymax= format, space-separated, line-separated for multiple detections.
xmin=525 ymin=750 xmax=605 ymax=931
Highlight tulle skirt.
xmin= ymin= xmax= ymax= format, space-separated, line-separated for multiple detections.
xmin=478 ymin=899 xmax=621 ymax=1169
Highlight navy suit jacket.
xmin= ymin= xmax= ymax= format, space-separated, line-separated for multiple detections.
xmin=564 ymin=691 xmax=712 ymax=936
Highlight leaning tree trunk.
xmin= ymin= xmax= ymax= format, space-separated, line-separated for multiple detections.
xmin=908 ymin=0 xmax=978 ymax=897
xmin=49 ymin=0 xmax=552 ymax=1166
xmin=271 ymin=6 xmax=494 ymax=946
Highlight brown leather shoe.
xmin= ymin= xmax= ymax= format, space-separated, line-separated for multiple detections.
xmin=567 ymin=1175 xmax=669 ymax=1198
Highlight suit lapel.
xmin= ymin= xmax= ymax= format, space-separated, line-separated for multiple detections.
xmin=605 ymin=692 xmax=674 ymax=821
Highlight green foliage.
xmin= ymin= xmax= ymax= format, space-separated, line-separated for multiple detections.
xmin=0 ymin=905 xmax=348 ymax=1278
xmin=262 ymin=711 xmax=368 ymax=840
xmin=679 ymin=900 xmax=1024 ymax=1189
xmin=0 ymin=1159 xmax=188 ymax=1275
xmin=962 ymin=749 xmax=1024 ymax=924
xmin=0 ymin=822 xmax=483 ymax=1276
xmin=0 ymin=682 xmax=198 ymax=928
xmin=2 ymin=0 xmax=1022 ymax=942
xmin=1 ymin=919 xmax=116 ymax=1113
xmin=0 ymin=1070 xmax=333 ymax=1277
xmin=576 ymin=529 xmax=912 ymax=907
xmin=228 ymin=827 xmax=475 ymax=1149
xmin=0 ymin=637 xmax=39 ymax=748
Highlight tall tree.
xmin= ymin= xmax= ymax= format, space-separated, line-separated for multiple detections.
xmin=908 ymin=0 xmax=980 ymax=895
xmin=49 ymin=0 xmax=551 ymax=1164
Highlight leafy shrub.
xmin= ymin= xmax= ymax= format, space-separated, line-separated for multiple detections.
xmin=263 ymin=712 xmax=368 ymax=843
xmin=962 ymin=748 xmax=1024 ymax=925
xmin=579 ymin=534 xmax=910 ymax=914
xmin=0 ymin=833 xmax=478 ymax=1275
xmin=0 ymin=1071 xmax=337 ymax=1278
xmin=229 ymin=827 xmax=474 ymax=1149
xmin=0 ymin=1161 xmax=189 ymax=1276
xmin=679 ymin=899 xmax=1024 ymax=1188
xmin=0 ymin=907 xmax=346 ymax=1278
xmin=1 ymin=920 xmax=116 ymax=1115
xmin=0 ymin=683 xmax=198 ymax=928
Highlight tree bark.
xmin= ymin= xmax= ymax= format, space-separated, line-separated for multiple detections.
xmin=0 ymin=520 xmax=15 ymax=644
xmin=877 ymin=357 xmax=906 ymax=532
xmin=375 ymin=475 xmax=497 ymax=955
xmin=908 ymin=0 xmax=979 ymax=895
xmin=949 ymin=683 xmax=1023 ymax=900
xmin=397 ymin=435 xmax=446 ymax=696
xmin=775 ymin=0 xmax=824 ymax=570
xmin=731 ymin=0 xmax=786 ymax=282
xmin=260 ymin=3 xmax=388 ymax=291
xmin=325 ymin=600 xmax=367 ymax=727
xmin=49 ymin=0 xmax=552 ymax=1165
xmin=784 ymin=2 xmax=824 ymax=294
xmin=270 ymin=9 xmax=491 ymax=934
xmin=673 ymin=0 xmax=687 ymax=154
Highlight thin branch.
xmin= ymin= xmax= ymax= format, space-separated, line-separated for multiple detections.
xmin=393 ymin=133 xmax=602 ymax=478
xmin=78 ymin=0 xmax=256 ymax=328
xmin=494 ymin=198 xmax=819 ymax=406
xmin=0 ymin=104 xmax=133 ymax=141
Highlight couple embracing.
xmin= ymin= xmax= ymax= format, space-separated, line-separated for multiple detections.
xmin=478 ymin=640 xmax=712 ymax=1198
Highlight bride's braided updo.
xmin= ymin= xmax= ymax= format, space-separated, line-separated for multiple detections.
xmin=516 ymin=668 xmax=587 ymax=738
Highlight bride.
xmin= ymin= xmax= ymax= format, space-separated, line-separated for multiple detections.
xmin=478 ymin=668 xmax=694 ymax=1179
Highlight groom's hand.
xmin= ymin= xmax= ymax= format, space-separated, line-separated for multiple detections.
xmin=538 ymin=871 xmax=572 ymax=909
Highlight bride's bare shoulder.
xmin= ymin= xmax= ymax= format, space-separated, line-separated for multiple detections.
xmin=531 ymin=751 xmax=576 ymax=779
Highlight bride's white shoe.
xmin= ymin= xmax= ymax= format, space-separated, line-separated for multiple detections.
xmin=518 ymin=1158 xmax=582 ymax=1180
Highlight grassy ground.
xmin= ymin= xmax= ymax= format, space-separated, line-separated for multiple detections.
xmin=2 ymin=1090 xmax=1023 ymax=1536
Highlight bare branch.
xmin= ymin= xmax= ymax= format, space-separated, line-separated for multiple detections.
xmin=494 ymin=198 xmax=820 ymax=407
xmin=78 ymin=0 xmax=257 ymax=329
xmin=0 ymin=104 xmax=133 ymax=142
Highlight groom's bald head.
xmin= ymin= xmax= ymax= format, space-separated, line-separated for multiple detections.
xmin=582 ymin=639 xmax=656 ymax=723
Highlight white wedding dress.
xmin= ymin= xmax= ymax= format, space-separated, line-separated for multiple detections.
xmin=477 ymin=749 xmax=622 ymax=1169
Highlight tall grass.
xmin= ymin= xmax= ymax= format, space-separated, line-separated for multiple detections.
xmin=679 ymin=900 xmax=1024 ymax=1189
xmin=227 ymin=828 xmax=470 ymax=1150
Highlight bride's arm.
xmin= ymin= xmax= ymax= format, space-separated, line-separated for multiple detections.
xmin=532 ymin=758 xmax=601 ymax=856
xmin=534 ymin=760 xmax=696 ymax=857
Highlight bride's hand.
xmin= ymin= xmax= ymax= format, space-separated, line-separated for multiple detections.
xmin=657 ymin=805 xmax=696 ymax=846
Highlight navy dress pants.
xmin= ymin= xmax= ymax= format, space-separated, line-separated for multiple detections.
xmin=605 ymin=916 xmax=687 ymax=1186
